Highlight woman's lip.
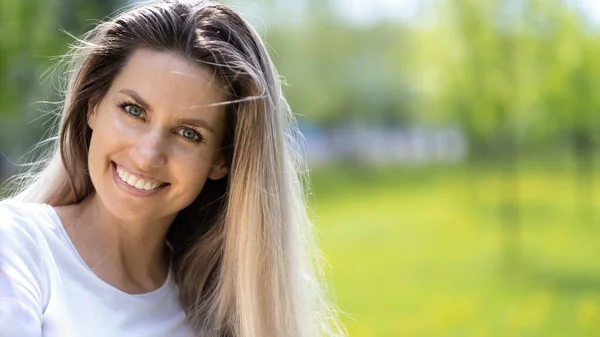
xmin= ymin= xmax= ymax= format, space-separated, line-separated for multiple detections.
xmin=111 ymin=162 xmax=169 ymax=197
xmin=112 ymin=161 xmax=166 ymax=185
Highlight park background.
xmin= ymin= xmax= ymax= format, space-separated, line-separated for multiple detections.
xmin=2 ymin=0 xmax=600 ymax=336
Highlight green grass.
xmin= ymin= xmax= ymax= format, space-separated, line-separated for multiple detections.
xmin=310 ymin=163 xmax=600 ymax=337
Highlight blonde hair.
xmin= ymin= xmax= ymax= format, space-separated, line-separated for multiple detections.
xmin=6 ymin=1 xmax=344 ymax=336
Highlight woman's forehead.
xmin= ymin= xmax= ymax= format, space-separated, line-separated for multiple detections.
xmin=110 ymin=49 xmax=228 ymax=110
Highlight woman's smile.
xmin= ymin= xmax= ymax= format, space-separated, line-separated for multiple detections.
xmin=113 ymin=161 xmax=167 ymax=190
xmin=111 ymin=161 xmax=170 ymax=197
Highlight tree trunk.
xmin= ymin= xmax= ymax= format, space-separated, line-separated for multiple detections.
xmin=572 ymin=131 xmax=594 ymax=228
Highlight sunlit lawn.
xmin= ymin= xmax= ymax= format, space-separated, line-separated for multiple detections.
xmin=311 ymin=161 xmax=600 ymax=337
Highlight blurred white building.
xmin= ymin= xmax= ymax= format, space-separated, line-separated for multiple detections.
xmin=301 ymin=124 xmax=467 ymax=167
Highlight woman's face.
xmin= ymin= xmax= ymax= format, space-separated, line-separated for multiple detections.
xmin=87 ymin=49 xmax=228 ymax=223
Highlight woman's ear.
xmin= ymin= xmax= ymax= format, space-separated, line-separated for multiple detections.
xmin=208 ymin=153 xmax=228 ymax=180
xmin=87 ymin=98 xmax=98 ymax=130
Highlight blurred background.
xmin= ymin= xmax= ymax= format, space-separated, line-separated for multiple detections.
xmin=2 ymin=0 xmax=600 ymax=336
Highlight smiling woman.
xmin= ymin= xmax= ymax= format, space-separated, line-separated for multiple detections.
xmin=0 ymin=1 xmax=344 ymax=337
xmin=87 ymin=49 xmax=229 ymax=224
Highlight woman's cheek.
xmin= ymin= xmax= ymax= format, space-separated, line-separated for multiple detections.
xmin=107 ymin=113 xmax=141 ymax=141
xmin=175 ymin=148 xmax=215 ymax=183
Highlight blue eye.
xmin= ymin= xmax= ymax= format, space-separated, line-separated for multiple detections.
xmin=178 ymin=128 xmax=202 ymax=142
xmin=124 ymin=104 xmax=144 ymax=117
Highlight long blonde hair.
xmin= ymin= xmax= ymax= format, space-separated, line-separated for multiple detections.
xmin=6 ymin=1 xmax=344 ymax=336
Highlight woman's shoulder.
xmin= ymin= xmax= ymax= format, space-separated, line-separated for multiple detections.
xmin=0 ymin=199 xmax=54 ymax=249
xmin=0 ymin=200 xmax=55 ymax=290
xmin=0 ymin=198 xmax=51 ymax=223
xmin=0 ymin=200 xmax=53 ymax=331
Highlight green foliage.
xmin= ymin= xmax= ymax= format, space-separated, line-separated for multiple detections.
xmin=0 ymin=0 xmax=58 ymax=118
xmin=411 ymin=0 xmax=600 ymax=153
xmin=265 ymin=18 xmax=413 ymax=126
xmin=0 ymin=0 xmax=122 ymax=157
xmin=259 ymin=0 xmax=600 ymax=156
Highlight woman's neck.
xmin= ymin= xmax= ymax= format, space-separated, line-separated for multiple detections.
xmin=54 ymin=193 xmax=174 ymax=294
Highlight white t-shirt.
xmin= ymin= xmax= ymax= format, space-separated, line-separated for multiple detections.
xmin=0 ymin=200 xmax=196 ymax=337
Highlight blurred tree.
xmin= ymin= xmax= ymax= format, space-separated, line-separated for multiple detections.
xmin=0 ymin=0 xmax=123 ymax=160
xmin=265 ymin=1 xmax=414 ymax=127
xmin=411 ymin=0 xmax=600 ymax=264
xmin=0 ymin=0 xmax=61 ymax=161
xmin=413 ymin=0 xmax=599 ymax=154
xmin=57 ymin=0 xmax=124 ymax=34
xmin=0 ymin=0 xmax=58 ymax=118
xmin=412 ymin=0 xmax=538 ymax=266
xmin=535 ymin=1 xmax=600 ymax=225
xmin=446 ymin=0 xmax=526 ymax=266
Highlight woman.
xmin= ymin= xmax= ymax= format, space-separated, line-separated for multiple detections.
xmin=0 ymin=1 xmax=343 ymax=336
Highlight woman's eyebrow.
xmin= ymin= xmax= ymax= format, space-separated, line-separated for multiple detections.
xmin=176 ymin=117 xmax=214 ymax=133
xmin=119 ymin=89 xmax=151 ymax=109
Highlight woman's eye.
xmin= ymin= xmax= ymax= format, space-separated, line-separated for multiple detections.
xmin=124 ymin=104 xmax=144 ymax=117
xmin=179 ymin=128 xmax=201 ymax=142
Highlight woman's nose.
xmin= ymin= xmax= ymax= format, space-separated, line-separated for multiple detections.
xmin=129 ymin=130 xmax=168 ymax=169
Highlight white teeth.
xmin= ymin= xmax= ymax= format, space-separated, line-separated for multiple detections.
xmin=114 ymin=164 xmax=162 ymax=191
xmin=126 ymin=175 xmax=138 ymax=186
xmin=134 ymin=179 xmax=145 ymax=189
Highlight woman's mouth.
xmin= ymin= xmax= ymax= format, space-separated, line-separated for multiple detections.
xmin=111 ymin=161 xmax=169 ymax=193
